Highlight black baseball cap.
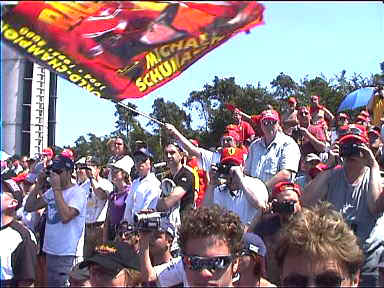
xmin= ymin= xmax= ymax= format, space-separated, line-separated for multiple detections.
xmin=51 ymin=155 xmax=75 ymax=171
xmin=133 ymin=147 xmax=154 ymax=159
xmin=79 ymin=242 xmax=140 ymax=276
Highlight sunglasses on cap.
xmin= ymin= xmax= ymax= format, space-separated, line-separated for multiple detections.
xmin=338 ymin=126 xmax=365 ymax=138
xmin=282 ymin=272 xmax=345 ymax=287
xmin=262 ymin=120 xmax=277 ymax=126
xmin=182 ymin=255 xmax=233 ymax=272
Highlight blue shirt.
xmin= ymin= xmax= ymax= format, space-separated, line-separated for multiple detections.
xmin=245 ymin=132 xmax=300 ymax=183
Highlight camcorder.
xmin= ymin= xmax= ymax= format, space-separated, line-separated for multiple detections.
xmin=339 ymin=143 xmax=361 ymax=158
xmin=271 ymin=200 xmax=296 ymax=214
xmin=133 ymin=211 xmax=169 ymax=231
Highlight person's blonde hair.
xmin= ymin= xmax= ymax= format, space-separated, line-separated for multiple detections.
xmin=122 ymin=267 xmax=142 ymax=287
xmin=275 ymin=201 xmax=364 ymax=278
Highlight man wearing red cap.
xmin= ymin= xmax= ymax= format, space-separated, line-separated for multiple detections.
xmin=245 ymin=109 xmax=301 ymax=191
xmin=281 ymin=97 xmax=298 ymax=135
xmin=302 ymin=124 xmax=384 ymax=287
xmin=294 ymin=106 xmax=327 ymax=157
xmin=309 ymin=94 xmax=334 ymax=126
xmin=230 ymin=108 xmax=255 ymax=145
xmin=203 ymin=147 xmax=268 ymax=228
xmin=367 ymin=126 xmax=384 ymax=169
xmin=330 ymin=112 xmax=349 ymax=144
xmin=164 ymin=123 xmax=243 ymax=176
xmin=251 ymin=181 xmax=302 ymax=285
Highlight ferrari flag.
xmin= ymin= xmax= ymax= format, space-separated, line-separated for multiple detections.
xmin=1 ymin=1 xmax=264 ymax=101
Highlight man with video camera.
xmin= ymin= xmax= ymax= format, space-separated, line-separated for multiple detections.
xmin=203 ymin=147 xmax=268 ymax=229
xmin=250 ymin=181 xmax=302 ymax=285
xmin=302 ymin=124 xmax=384 ymax=287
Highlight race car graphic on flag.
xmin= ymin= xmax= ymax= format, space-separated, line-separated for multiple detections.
xmin=1 ymin=1 xmax=265 ymax=101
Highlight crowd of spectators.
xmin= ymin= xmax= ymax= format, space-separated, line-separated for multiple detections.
xmin=2 ymin=87 xmax=384 ymax=287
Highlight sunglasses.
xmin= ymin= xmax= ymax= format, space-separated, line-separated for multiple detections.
xmin=262 ymin=120 xmax=277 ymax=126
xmin=183 ymin=255 xmax=233 ymax=272
xmin=222 ymin=137 xmax=234 ymax=143
xmin=338 ymin=126 xmax=365 ymax=138
xmin=115 ymin=142 xmax=124 ymax=146
xmin=282 ymin=272 xmax=345 ymax=287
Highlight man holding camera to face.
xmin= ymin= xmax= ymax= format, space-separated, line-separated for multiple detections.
xmin=203 ymin=147 xmax=268 ymax=229
xmin=251 ymin=181 xmax=302 ymax=285
xmin=25 ymin=155 xmax=87 ymax=287
xmin=302 ymin=124 xmax=384 ymax=287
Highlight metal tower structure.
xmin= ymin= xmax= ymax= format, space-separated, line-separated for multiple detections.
xmin=1 ymin=44 xmax=57 ymax=157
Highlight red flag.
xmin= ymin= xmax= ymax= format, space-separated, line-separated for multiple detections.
xmin=1 ymin=1 xmax=264 ymax=101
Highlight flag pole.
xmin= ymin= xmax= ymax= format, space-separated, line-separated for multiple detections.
xmin=116 ymin=101 xmax=165 ymax=126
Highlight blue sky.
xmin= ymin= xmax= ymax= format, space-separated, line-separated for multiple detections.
xmin=56 ymin=1 xmax=384 ymax=147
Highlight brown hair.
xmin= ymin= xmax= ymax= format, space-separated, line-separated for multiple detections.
xmin=275 ymin=201 xmax=364 ymax=278
xmin=178 ymin=205 xmax=244 ymax=256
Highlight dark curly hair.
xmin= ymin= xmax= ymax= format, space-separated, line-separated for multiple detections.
xmin=178 ymin=205 xmax=244 ymax=256
xmin=275 ymin=201 xmax=364 ymax=278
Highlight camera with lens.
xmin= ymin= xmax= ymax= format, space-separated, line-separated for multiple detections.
xmin=271 ymin=200 xmax=296 ymax=214
xmin=213 ymin=163 xmax=233 ymax=176
xmin=133 ymin=211 xmax=168 ymax=231
xmin=291 ymin=127 xmax=303 ymax=143
xmin=340 ymin=143 xmax=361 ymax=158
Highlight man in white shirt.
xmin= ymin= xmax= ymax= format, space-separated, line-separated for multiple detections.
xmin=80 ymin=156 xmax=113 ymax=259
xmin=203 ymin=147 xmax=268 ymax=229
xmin=25 ymin=155 xmax=87 ymax=287
xmin=123 ymin=148 xmax=161 ymax=224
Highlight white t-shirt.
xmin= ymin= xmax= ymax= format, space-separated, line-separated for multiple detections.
xmin=154 ymin=257 xmax=189 ymax=287
xmin=42 ymin=184 xmax=87 ymax=256
xmin=123 ymin=173 xmax=161 ymax=224
xmin=82 ymin=177 xmax=113 ymax=223
xmin=212 ymin=177 xmax=268 ymax=225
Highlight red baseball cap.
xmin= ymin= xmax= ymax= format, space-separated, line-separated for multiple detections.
xmin=338 ymin=124 xmax=368 ymax=144
xmin=42 ymin=147 xmax=54 ymax=158
xmin=220 ymin=147 xmax=244 ymax=166
xmin=310 ymin=95 xmax=319 ymax=101
xmin=288 ymin=97 xmax=297 ymax=104
xmin=359 ymin=110 xmax=370 ymax=118
xmin=61 ymin=148 xmax=74 ymax=161
xmin=272 ymin=181 xmax=301 ymax=199
xmin=260 ymin=110 xmax=279 ymax=122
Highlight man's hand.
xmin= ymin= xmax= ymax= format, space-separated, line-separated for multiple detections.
xmin=229 ymin=165 xmax=243 ymax=184
xmin=50 ymin=171 xmax=62 ymax=191
xmin=327 ymin=142 xmax=341 ymax=166
xmin=358 ymin=143 xmax=378 ymax=168
xmin=164 ymin=123 xmax=178 ymax=136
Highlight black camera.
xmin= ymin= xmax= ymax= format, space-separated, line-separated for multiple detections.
xmin=291 ymin=127 xmax=303 ymax=143
xmin=213 ymin=163 xmax=233 ymax=176
xmin=133 ymin=211 xmax=168 ymax=231
xmin=340 ymin=143 xmax=361 ymax=158
xmin=271 ymin=200 xmax=296 ymax=214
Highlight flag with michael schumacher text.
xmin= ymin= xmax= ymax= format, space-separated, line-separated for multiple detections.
xmin=1 ymin=1 xmax=264 ymax=101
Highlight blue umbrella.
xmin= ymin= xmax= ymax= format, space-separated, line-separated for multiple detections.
xmin=337 ymin=87 xmax=375 ymax=112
